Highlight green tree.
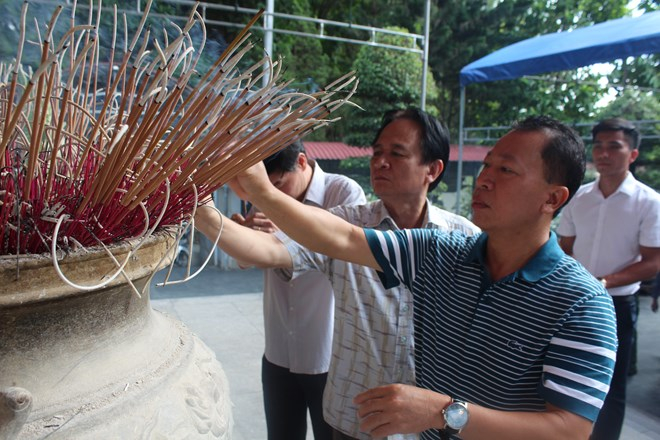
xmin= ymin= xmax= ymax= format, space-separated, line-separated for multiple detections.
xmin=343 ymin=27 xmax=439 ymax=146
xmin=200 ymin=0 xmax=434 ymax=142
xmin=262 ymin=0 xmax=333 ymax=89
xmin=425 ymin=0 xmax=632 ymax=137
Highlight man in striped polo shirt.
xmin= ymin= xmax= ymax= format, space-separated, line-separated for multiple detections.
xmin=228 ymin=115 xmax=618 ymax=439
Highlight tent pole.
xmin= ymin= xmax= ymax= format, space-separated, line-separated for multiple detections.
xmin=263 ymin=0 xmax=275 ymax=87
xmin=420 ymin=0 xmax=431 ymax=110
xmin=455 ymin=86 xmax=466 ymax=214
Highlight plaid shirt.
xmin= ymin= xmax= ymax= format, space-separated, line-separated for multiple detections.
xmin=276 ymin=200 xmax=479 ymax=439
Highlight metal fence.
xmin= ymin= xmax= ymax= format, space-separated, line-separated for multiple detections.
xmin=32 ymin=0 xmax=425 ymax=53
xmin=464 ymin=120 xmax=660 ymax=145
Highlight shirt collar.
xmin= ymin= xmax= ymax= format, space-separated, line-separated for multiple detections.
xmin=369 ymin=199 xmax=441 ymax=229
xmin=302 ymin=160 xmax=326 ymax=207
xmin=367 ymin=200 xmax=396 ymax=228
xmin=590 ymin=172 xmax=637 ymax=197
xmin=465 ymin=231 xmax=564 ymax=282
xmin=615 ymin=172 xmax=637 ymax=196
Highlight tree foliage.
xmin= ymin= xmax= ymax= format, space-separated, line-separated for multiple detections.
xmin=344 ymin=27 xmax=439 ymax=146
xmin=223 ymin=0 xmax=655 ymax=145
xmin=424 ymin=0 xmax=635 ymax=133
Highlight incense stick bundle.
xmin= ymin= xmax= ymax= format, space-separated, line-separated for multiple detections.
xmin=0 ymin=1 xmax=358 ymax=256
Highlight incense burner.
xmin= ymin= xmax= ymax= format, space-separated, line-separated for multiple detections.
xmin=0 ymin=1 xmax=356 ymax=437
xmin=0 ymin=234 xmax=232 ymax=439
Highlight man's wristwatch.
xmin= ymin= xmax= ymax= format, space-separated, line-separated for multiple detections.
xmin=441 ymin=399 xmax=469 ymax=436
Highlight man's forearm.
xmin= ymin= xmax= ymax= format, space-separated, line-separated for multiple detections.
xmin=603 ymin=260 xmax=660 ymax=288
xmin=194 ymin=204 xmax=291 ymax=269
xmin=354 ymin=385 xmax=591 ymax=440
xmin=602 ymin=246 xmax=660 ymax=288
xmin=247 ymin=181 xmax=379 ymax=270
xmin=461 ymin=403 xmax=591 ymax=440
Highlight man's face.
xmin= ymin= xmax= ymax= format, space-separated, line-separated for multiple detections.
xmin=592 ymin=130 xmax=638 ymax=179
xmin=471 ymin=130 xmax=559 ymax=233
xmin=268 ymin=154 xmax=308 ymax=201
xmin=370 ymin=118 xmax=440 ymax=200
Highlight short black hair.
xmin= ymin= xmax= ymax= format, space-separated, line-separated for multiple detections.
xmin=512 ymin=116 xmax=585 ymax=212
xmin=263 ymin=140 xmax=306 ymax=175
xmin=372 ymin=108 xmax=450 ymax=192
xmin=592 ymin=118 xmax=641 ymax=149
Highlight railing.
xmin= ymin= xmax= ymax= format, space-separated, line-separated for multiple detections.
xmin=33 ymin=0 xmax=425 ymax=54
xmin=173 ymin=0 xmax=424 ymax=54
xmin=31 ymin=0 xmax=430 ymax=107
xmin=464 ymin=120 xmax=660 ymax=144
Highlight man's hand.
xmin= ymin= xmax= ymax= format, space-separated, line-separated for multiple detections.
xmin=228 ymin=161 xmax=271 ymax=201
xmin=355 ymin=385 xmax=595 ymax=440
xmin=231 ymin=212 xmax=278 ymax=234
xmin=353 ymin=384 xmax=447 ymax=437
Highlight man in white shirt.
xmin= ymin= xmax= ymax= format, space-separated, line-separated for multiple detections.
xmin=558 ymin=118 xmax=660 ymax=440
xmin=196 ymin=109 xmax=479 ymax=439
xmin=228 ymin=140 xmax=366 ymax=440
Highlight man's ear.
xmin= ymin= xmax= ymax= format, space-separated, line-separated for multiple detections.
xmin=297 ymin=152 xmax=308 ymax=170
xmin=629 ymin=148 xmax=639 ymax=164
xmin=543 ymin=185 xmax=570 ymax=215
xmin=427 ymin=160 xmax=444 ymax=184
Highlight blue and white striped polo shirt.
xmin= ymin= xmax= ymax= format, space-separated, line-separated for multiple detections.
xmin=366 ymin=228 xmax=617 ymax=440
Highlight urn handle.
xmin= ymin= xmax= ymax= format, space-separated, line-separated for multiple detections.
xmin=0 ymin=387 xmax=32 ymax=439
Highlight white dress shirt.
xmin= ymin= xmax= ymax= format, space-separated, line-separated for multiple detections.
xmin=558 ymin=172 xmax=660 ymax=296
xmin=262 ymin=162 xmax=366 ymax=373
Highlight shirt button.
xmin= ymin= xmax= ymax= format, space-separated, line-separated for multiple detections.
xmin=400 ymin=336 xmax=407 ymax=343
xmin=402 ymin=305 xmax=410 ymax=312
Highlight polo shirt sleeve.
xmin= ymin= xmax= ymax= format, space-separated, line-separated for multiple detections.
xmin=364 ymin=228 xmax=434 ymax=290
xmin=541 ymin=291 xmax=617 ymax=422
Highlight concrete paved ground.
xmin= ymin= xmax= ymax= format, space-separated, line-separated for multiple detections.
xmin=150 ymin=265 xmax=660 ymax=440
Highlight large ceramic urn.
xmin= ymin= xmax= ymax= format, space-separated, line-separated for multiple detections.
xmin=0 ymin=235 xmax=232 ymax=439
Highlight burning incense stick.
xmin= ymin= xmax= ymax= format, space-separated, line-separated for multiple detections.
xmin=0 ymin=1 xmax=358 ymax=258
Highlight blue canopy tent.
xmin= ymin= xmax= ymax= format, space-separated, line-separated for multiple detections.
xmin=455 ymin=11 xmax=660 ymax=212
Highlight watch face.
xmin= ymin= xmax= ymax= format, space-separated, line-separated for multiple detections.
xmin=445 ymin=402 xmax=469 ymax=429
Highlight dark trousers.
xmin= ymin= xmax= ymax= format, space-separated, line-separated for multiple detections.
xmin=591 ymin=294 xmax=638 ymax=440
xmin=262 ymin=355 xmax=332 ymax=440
xmin=629 ymin=292 xmax=640 ymax=374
